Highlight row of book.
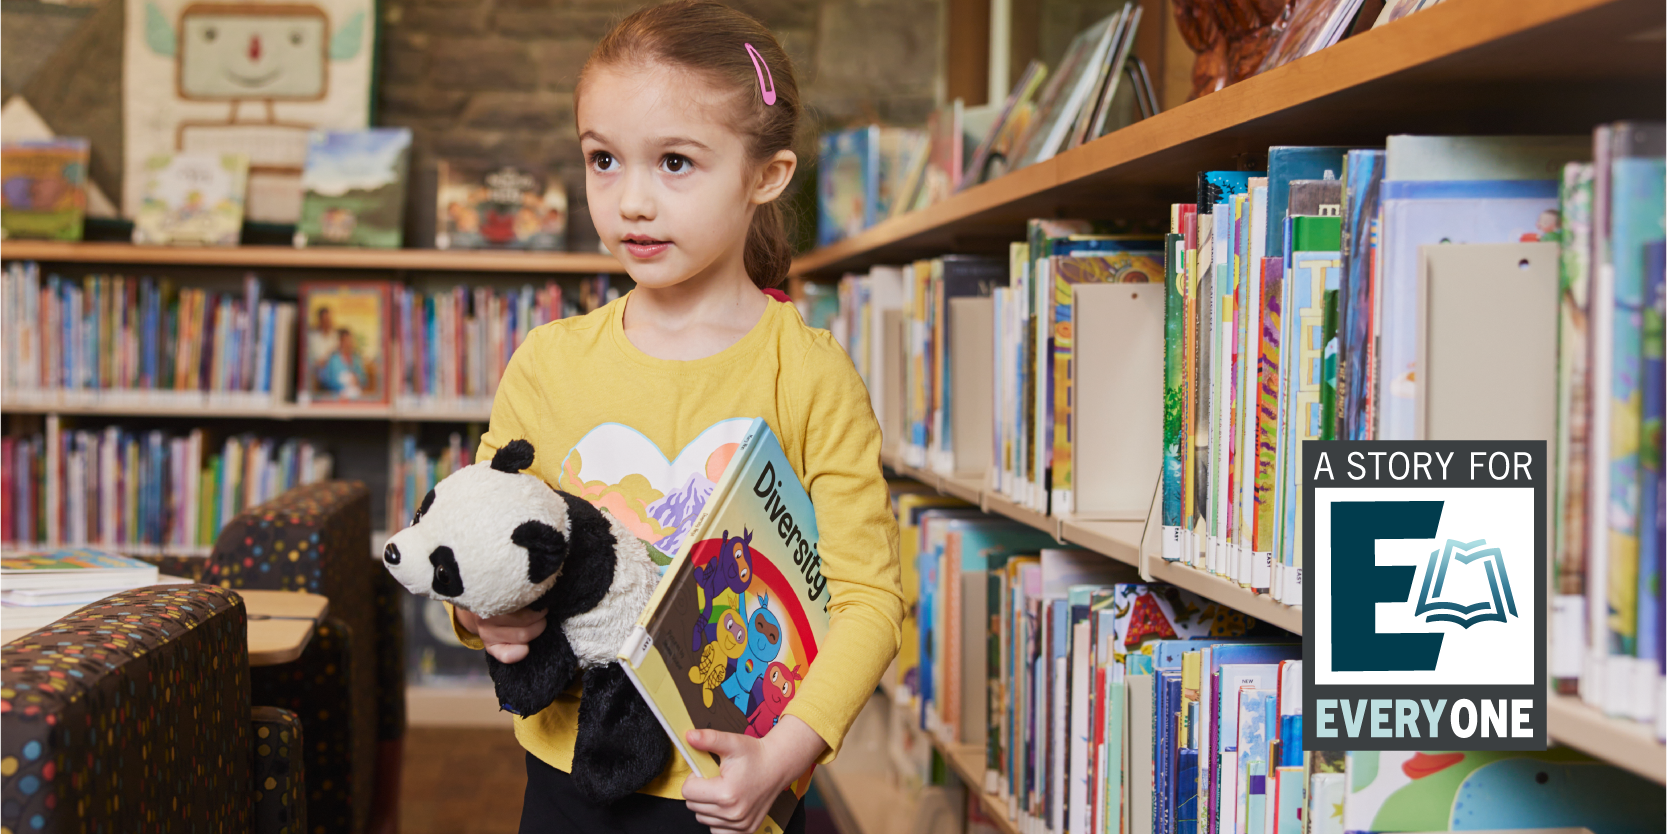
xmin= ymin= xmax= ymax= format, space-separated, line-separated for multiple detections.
xmin=890 ymin=490 xmax=1664 ymax=834
xmin=1 ymin=417 xmax=332 ymax=553
xmin=388 ymin=278 xmax=609 ymax=412
xmin=832 ymin=126 xmax=1666 ymax=734
xmin=3 ymin=263 xmax=297 ymax=408
xmin=1 ymin=130 xmax=572 ymax=251
xmin=2 ymin=264 xmax=615 ymax=412
xmin=1550 ymin=126 xmax=1667 ymax=732
xmin=387 ymin=426 xmax=482 ymax=531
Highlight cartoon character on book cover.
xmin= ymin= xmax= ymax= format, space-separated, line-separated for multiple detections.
xmin=623 ymin=420 xmax=828 ymax=834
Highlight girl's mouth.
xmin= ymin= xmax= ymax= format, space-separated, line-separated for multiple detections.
xmin=621 ymin=236 xmax=671 ymax=258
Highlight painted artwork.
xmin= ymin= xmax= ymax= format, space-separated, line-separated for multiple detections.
xmin=554 ymin=420 xmax=752 ymax=559
xmin=1 ymin=139 xmax=90 ymax=241
xmin=1108 ymin=582 xmax=1267 ymax=662
xmin=124 ymin=0 xmax=375 ymax=223
xmin=298 ymin=281 xmax=390 ymax=406
xmin=132 ymin=151 xmax=249 ymax=246
xmin=295 ymin=128 xmax=412 ymax=248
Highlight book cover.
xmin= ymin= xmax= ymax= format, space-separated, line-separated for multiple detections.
xmin=435 ymin=160 xmax=567 ymax=250
xmin=1265 ymin=147 xmax=1351 ymax=259
xmin=1605 ymin=122 xmax=1666 ymax=659
xmin=962 ymin=60 xmax=1048 ymax=189
xmin=817 ymin=126 xmax=877 ymax=247
xmin=1276 ymin=217 xmax=1341 ymax=580
xmin=296 ymin=128 xmax=413 ymax=248
xmin=132 ymin=152 xmax=249 ymax=247
xmin=1 ymin=138 xmax=89 ymax=241
xmin=618 ymin=418 xmax=826 ymax=834
xmin=1338 ymin=150 xmax=1385 ymax=443
xmin=1553 ymin=161 xmax=1596 ymax=612
xmin=0 ymin=546 xmax=158 ymax=590
xmin=915 ymin=101 xmax=965 ymax=210
xmin=1011 ymin=15 xmax=1115 ymax=169
xmin=877 ymin=127 xmax=928 ymax=219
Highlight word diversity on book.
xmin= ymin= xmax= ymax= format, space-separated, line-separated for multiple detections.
xmin=832 ymin=125 xmax=1666 ymax=739
xmin=889 ymin=494 xmax=1664 ymax=834
xmin=3 ymin=417 xmax=331 ymax=553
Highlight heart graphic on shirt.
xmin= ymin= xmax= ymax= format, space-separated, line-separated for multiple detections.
xmin=557 ymin=419 xmax=752 ymax=555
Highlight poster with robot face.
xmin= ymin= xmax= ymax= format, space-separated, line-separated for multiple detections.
xmin=123 ymin=0 xmax=374 ymax=223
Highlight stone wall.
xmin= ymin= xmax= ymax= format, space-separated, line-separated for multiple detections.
xmin=375 ymin=0 xmax=944 ymax=250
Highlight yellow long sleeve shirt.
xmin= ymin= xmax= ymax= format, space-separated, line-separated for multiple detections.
xmin=453 ymin=293 xmax=903 ymax=799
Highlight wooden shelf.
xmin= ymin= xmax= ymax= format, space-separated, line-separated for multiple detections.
xmin=1 ymin=240 xmax=627 ymax=274
xmin=1 ymin=399 xmax=491 ymax=423
xmin=791 ymin=0 xmax=1664 ymax=277
xmin=1547 ymin=693 xmax=1667 ymax=784
xmin=884 ymin=453 xmax=1304 ymax=634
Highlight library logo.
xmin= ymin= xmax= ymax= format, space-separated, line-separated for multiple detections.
xmin=1303 ymin=441 xmax=1546 ymax=752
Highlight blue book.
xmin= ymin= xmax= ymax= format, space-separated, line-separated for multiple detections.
xmin=1638 ymin=238 xmax=1665 ymax=672
xmin=1339 ymin=150 xmax=1385 ymax=441
xmin=1199 ymin=171 xmax=1264 ymax=214
xmin=1155 ymin=668 xmax=1181 ymax=834
xmin=1379 ymin=179 xmax=1560 ymax=200
xmin=1608 ymin=123 xmax=1666 ymax=657
xmin=1266 ymin=146 xmax=1351 ymax=257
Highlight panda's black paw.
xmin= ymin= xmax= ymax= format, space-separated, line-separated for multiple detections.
xmin=572 ymin=664 xmax=672 ymax=805
xmin=486 ymin=623 xmax=578 ymax=717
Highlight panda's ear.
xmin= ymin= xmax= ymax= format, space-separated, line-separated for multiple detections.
xmin=513 ymin=519 xmax=568 ymax=584
xmin=492 ymin=440 xmax=536 ymax=474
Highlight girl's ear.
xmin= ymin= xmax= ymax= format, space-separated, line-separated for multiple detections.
xmin=750 ymin=149 xmax=798 ymax=206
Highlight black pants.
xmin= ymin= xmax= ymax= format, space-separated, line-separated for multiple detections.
xmin=520 ymin=753 xmax=807 ymax=834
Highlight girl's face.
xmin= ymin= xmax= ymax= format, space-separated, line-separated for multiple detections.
xmin=578 ymin=62 xmax=792 ymax=291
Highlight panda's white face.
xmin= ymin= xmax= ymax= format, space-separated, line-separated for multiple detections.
xmin=381 ymin=458 xmax=571 ymax=618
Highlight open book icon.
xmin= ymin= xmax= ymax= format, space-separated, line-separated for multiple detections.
xmin=1413 ymin=539 xmax=1518 ymax=628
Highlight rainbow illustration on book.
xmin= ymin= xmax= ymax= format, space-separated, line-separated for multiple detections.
xmin=1414 ymin=538 xmax=1519 ymax=628
xmin=619 ymin=418 xmax=825 ymax=834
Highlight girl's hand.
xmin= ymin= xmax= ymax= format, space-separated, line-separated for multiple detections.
xmin=454 ymin=606 xmax=547 ymax=663
xmin=682 ymin=716 xmax=827 ymax=833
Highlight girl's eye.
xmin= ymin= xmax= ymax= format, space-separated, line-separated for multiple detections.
xmin=661 ymin=154 xmax=691 ymax=174
xmin=589 ymin=151 xmax=617 ymax=173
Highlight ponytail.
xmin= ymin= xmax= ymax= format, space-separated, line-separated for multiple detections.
xmin=745 ymin=200 xmax=794 ymax=289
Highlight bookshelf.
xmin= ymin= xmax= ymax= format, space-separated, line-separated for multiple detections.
xmin=1 ymin=241 xmax=627 ymax=274
xmin=0 ymin=399 xmax=492 ymax=423
xmin=815 ymin=0 xmax=1666 ymax=799
xmin=791 ymin=0 xmax=1663 ymax=278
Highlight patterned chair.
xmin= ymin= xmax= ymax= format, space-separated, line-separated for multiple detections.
xmin=0 ymin=584 xmax=306 ymax=834
xmin=202 ymin=481 xmax=406 ymax=834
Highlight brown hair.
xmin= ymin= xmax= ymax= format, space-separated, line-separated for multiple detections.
xmin=577 ymin=0 xmax=801 ymax=289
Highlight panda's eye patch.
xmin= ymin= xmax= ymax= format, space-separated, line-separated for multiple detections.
xmin=412 ymin=489 xmax=436 ymax=526
xmin=429 ymin=546 xmax=464 ymax=597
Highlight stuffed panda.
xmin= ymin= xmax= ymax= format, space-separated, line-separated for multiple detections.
xmin=380 ymin=438 xmax=671 ymax=805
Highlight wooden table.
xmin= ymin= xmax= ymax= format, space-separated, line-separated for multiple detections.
xmin=1 ymin=587 xmax=328 ymax=667
xmin=241 ymin=589 xmax=329 ymax=666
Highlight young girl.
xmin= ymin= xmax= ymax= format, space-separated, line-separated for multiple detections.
xmin=449 ymin=2 xmax=903 ymax=832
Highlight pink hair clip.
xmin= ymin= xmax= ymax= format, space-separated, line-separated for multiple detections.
xmin=744 ymin=43 xmax=776 ymax=106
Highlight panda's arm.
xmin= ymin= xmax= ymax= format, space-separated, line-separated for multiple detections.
xmin=540 ymin=492 xmax=620 ymax=621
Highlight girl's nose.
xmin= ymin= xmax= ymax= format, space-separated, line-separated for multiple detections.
xmin=617 ymin=165 xmax=655 ymax=221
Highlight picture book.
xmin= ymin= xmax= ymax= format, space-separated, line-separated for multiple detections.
xmin=818 ymin=126 xmax=877 ymax=247
xmin=0 ymin=547 xmax=158 ymax=591
xmin=435 ymin=160 xmax=567 ymax=250
xmin=962 ymin=60 xmax=1047 ymax=190
xmin=1 ymin=138 xmax=89 ymax=241
xmin=1257 ymin=0 xmax=1367 ymax=75
xmin=914 ymin=100 xmax=965 ymax=211
xmin=296 ymin=128 xmax=413 ymax=248
xmin=877 ymin=127 xmax=928 ymax=219
xmin=132 ymin=152 xmax=249 ymax=246
xmin=618 ymin=418 xmax=825 ymax=834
